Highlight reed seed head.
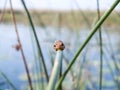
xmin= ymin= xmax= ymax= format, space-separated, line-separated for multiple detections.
xmin=53 ymin=40 xmax=65 ymax=51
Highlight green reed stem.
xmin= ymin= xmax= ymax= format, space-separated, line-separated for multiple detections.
xmin=21 ymin=0 xmax=49 ymax=82
xmin=96 ymin=0 xmax=103 ymax=90
xmin=30 ymin=11 xmax=46 ymax=27
xmin=76 ymin=48 xmax=88 ymax=88
xmin=9 ymin=0 xmax=33 ymax=90
xmin=56 ymin=0 xmax=120 ymax=89
xmin=63 ymin=55 xmax=74 ymax=82
xmin=47 ymin=50 xmax=63 ymax=90
xmin=0 ymin=70 xmax=16 ymax=90
xmin=104 ymin=29 xmax=120 ymax=73
xmin=29 ymin=24 xmax=44 ymax=90
xmin=103 ymin=50 xmax=120 ymax=89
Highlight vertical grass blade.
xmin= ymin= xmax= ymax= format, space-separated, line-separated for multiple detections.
xmin=103 ymin=51 xmax=120 ymax=89
xmin=56 ymin=0 xmax=120 ymax=89
xmin=30 ymin=34 xmax=44 ymax=90
xmin=104 ymin=29 xmax=120 ymax=73
xmin=63 ymin=55 xmax=74 ymax=82
xmin=75 ymin=48 xmax=88 ymax=88
xmin=96 ymin=0 xmax=103 ymax=90
xmin=0 ymin=70 xmax=16 ymax=90
xmin=9 ymin=0 xmax=33 ymax=90
xmin=21 ymin=0 xmax=49 ymax=82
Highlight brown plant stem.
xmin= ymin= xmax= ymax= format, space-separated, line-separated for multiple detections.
xmin=9 ymin=0 xmax=33 ymax=90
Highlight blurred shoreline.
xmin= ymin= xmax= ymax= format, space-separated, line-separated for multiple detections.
xmin=0 ymin=9 xmax=120 ymax=30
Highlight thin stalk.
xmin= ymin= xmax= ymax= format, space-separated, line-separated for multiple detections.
xmin=29 ymin=0 xmax=46 ymax=27
xmin=49 ymin=51 xmax=54 ymax=67
xmin=21 ymin=0 xmax=49 ymax=82
xmin=95 ymin=27 xmax=120 ymax=88
xmin=56 ymin=0 xmax=120 ymax=89
xmin=29 ymin=24 xmax=44 ymax=90
xmin=96 ymin=0 xmax=103 ymax=90
xmin=115 ymin=11 xmax=120 ymax=17
xmin=104 ymin=29 xmax=120 ymax=73
xmin=9 ymin=0 xmax=33 ymax=90
xmin=76 ymin=48 xmax=89 ymax=88
xmin=103 ymin=50 xmax=120 ymax=89
xmin=30 ymin=11 xmax=46 ymax=27
xmin=0 ymin=70 xmax=16 ymax=90
xmin=63 ymin=55 xmax=74 ymax=81
xmin=74 ymin=0 xmax=91 ymax=28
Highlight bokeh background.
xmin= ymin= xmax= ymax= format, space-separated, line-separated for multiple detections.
xmin=0 ymin=0 xmax=120 ymax=90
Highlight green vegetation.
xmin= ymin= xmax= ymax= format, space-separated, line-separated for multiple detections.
xmin=1 ymin=9 xmax=120 ymax=29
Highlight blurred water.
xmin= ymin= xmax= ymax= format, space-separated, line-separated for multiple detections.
xmin=0 ymin=24 xmax=120 ymax=90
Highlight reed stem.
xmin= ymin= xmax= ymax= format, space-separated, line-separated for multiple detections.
xmin=56 ymin=0 xmax=120 ymax=89
xmin=21 ymin=0 xmax=49 ymax=82
xmin=0 ymin=70 xmax=16 ymax=90
xmin=96 ymin=0 xmax=103 ymax=90
xmin=47 ymin=50 xmax=63 ymax=90
xmin=47 ymin=40 xmax=65 ymax=90
xmin=10 ymin=0 xmax=33 ymax=90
